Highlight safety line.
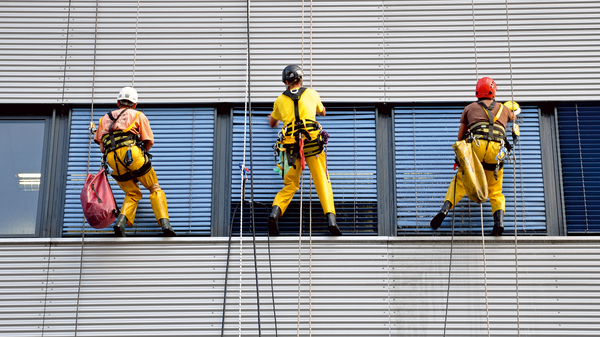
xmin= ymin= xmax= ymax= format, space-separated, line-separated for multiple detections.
xmin=504 ymin=1 xmax=521 ymax=333
xmin=472 ymin=3 xmax=491 ymax=334
xmin=309 ymin=175 xmax=313 ymax=337
xmin=132 ymin=0 xmax=140 ymax=87
xmin=308 ymin=3 xmax=314 ymax=335
xmin=309 ymin=3 xmax=314 ymax=336
xmin=442 ymin=176 xmax=458 ymax=336
xmin=470 ymin=0 xmax=479 ymax=79
xmin=385 ymin=238 xmax=392 ymax=337
xmin=480 ymin=204 xmax=491 ymax=337
xmin=298 ymin=1 xmax=305 ymax=333
xmin=221 ymin=201 xmax=240 ymax=337
xmin=574 ymin=103 xmax=590 ymax=233
xmin=245 ymin=0 xmax=263 ymax=331
xmin=297 ymin=172 xmax=304 ymax=337
xmin=74 ymin=1 xmax=100 ymax=335
xmin=188 ymin=110 xmax=195 ymax=233
xmin=267 ymin=229 xmax=279 ymax=337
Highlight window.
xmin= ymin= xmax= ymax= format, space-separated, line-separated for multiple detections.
xmin=394 ymin=105 xmax=546 ymax=235
xmin=230 ymin=107 xmax=378 ymax=235
xmin=0 ymin=119 xmax=46 ymax=236
xmin=557 ymin=103 xmax=600 ymax=234
xmin=63 ymin=108 xmax=215 ymax=236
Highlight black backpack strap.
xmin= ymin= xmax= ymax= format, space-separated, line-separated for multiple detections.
xmin=107 ymin=108 xmax=128 ymax=152
xmin=477 ymin=100 xmax=498 ymax=144
xmin=282 ymin=87 xmax=307 ymax=127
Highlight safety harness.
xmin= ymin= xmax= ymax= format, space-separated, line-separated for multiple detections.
xmin=101 ymin=108 xmax=152 ymax=182
xmin=466 ymin=101 xmax=513 ymax=179
xmin=273 ymin=87 xmax=327 ymax=176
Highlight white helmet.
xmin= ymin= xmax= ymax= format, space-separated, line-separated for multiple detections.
xmin=117 ymin=86 xmax=138 ymax=104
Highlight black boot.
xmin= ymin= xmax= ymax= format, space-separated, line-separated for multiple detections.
xmin=268 ymin=206 xmax=281 ymax=236
xmin=113 ymin=214 xmax=127 ymax=237
xmin=160 ymin=218 xmax=177 ymax=237
xmin=430 ymin=201 xmax=452 ymax=230
xmin=491 ymin=210 xmax=504 ymax=236
xmin=327 ymin=213 xmax=342 ymax=236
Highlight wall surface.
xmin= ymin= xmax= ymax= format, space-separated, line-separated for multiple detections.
xmin=1 ymin=236 xmax=599 ymax=336
xmin=1 ymin=0 xmax=598 ymax=104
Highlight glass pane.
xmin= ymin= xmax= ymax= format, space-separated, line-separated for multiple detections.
xmin=0 ymin=120 xmax=45 ymax=236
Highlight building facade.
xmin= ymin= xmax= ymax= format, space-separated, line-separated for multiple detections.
xmin=1 ymin=0 xmax=599 ymax=336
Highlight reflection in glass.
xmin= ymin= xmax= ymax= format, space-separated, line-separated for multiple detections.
xmin=0 ymin=120 xmax=45 ymax=236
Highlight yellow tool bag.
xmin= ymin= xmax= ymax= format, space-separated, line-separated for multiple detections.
xmin=453 ymin=140 xmax=488 ymax=204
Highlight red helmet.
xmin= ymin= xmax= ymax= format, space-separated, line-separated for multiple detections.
xmin=475 ymin=77 xmax=496 ymax=99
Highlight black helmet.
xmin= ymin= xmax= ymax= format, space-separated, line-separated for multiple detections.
xmin=282 ymin=65 xmax=303 ymax=84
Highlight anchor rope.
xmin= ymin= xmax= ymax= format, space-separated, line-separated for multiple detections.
xmin=504 ymin=0 xmax=521 ymax=334
xmin=74 ymin=0 xmax=100 ymax=335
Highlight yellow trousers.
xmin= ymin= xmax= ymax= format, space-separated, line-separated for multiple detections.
xmin=106 ymin=145 xmax=169 ymax=226
xmin=444 ymin=139 xmax=505 ymax=213
xmin=272 ymin=152 xmax=335 ymax=216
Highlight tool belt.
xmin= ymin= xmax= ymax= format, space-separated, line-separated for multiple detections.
xmin=468 ymin=122 xmax=505 ymax=143
xmin=102 ymin=130 xmax=138 ymax=153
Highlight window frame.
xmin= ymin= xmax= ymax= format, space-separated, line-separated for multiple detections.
xmin=0 ymin=115 xmax=50 ymax=238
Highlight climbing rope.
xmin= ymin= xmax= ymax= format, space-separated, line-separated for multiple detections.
xmin=297 ymin=0 xmax=315 ymax=335
xmin=480 ymin=204 xmax=491 ymax=337
xmin=470 ymin=2 xmax=490 ymax=335
xmin=470 ymin=0 xmax=479 ymax=79
xmin=297 ymin=172 xmax=304 ymax=337
xmin=442 ymin=177 xmax=458 ymax=337
xmin=74 ymin=1 xmax=100 ymax=335
xmin=574 ymin=103 xmax=590 ymax=233
xmin=504 ymin=0 xmax=522 ymax=334
xmin=245 ymin=0 xmax=263 ymax=331
xmin=237 ymin=0 xmax=252 ymax=333
xmin=132 ymin=0 xmax=140 ymax=87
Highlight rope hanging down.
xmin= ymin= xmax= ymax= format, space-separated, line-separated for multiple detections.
xmin=504 ymin=0 xmax=522 ymax=335
xmin=297 ymin=0 xmax=315 ymax=335
xmin=74 ymin=0 xmax=102 ymax=335
xmin=220 ymin=0 xmax=278 ymax=335
xmin=471 ymin=2 xmax=490 ymax=336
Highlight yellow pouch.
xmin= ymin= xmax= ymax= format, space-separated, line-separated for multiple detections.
xmin=453 ymin=140 xmax=488 ymax=204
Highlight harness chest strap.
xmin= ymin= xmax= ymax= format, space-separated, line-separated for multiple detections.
xmin=101 ymin=109 xmax=143 ymax=152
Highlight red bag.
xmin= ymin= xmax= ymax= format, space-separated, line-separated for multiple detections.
xmin=80 ymin=167 xmax=119 ymax=229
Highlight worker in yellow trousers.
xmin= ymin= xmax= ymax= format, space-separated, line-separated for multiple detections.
xmin=430 ymin=77 xmax=517 ymax=236
xmin=94 ymin=87 xmax=176 ymax=237
xmin=267 ymin=65 xmax=341 ymax=236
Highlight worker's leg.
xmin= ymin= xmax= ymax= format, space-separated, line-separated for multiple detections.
xmin=114 ymin=180 xmax=142 ymax=226
xmin=444 ymin=170 xmax=466 ymax=209
xmin=136 ymin=167 xmax=169 ymax=223
xmin=306 ymin=153 xmax=335 ymax=215
xmin=486 ymin=168 xmax=505 ymax=214
xmin=272 ymin=157 xmax=302 ymax=215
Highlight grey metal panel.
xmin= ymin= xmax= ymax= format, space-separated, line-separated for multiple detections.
xmin=2 ymin=237 xmax=600 ymax=336
xmin=61 ymin=0 xmax=249 ymax=104
xmin=1 ymin=0 xmax=599 ymax=103
xmin=247 ymin=0 xmax=386 ymax=103
xmin=383 ymin=0 xmax=600 ymax=102
xmin=0 ymin=1 xmax=70 ymax=103
xmin=0 ymin=242 xmax=49 ymax=337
